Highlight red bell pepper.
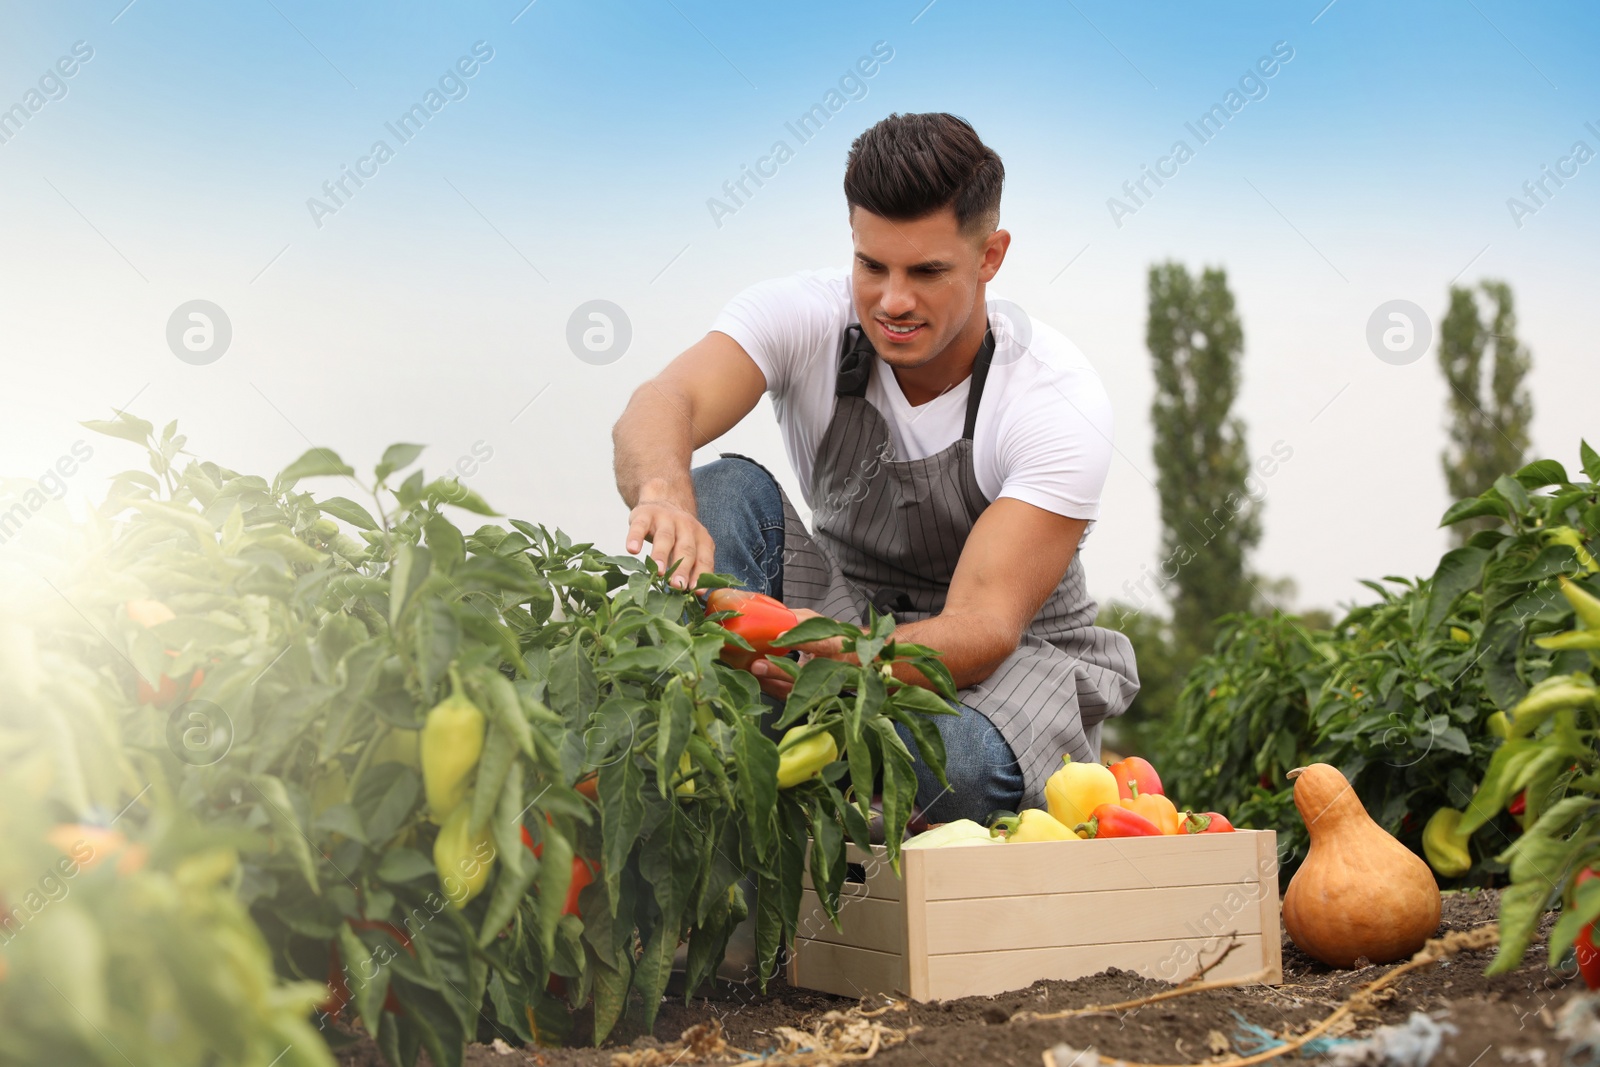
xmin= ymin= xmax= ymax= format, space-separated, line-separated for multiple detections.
xmin=1181 ymin=811 xmax=1236 ymax=834
xmin=705 ymin=589 xmax=798 ymax=671
xmin=1076 ymin=803 xmax=1162 ymax=839
xmin=1576 ymin=868 xmax=1600 ymax=990
xmin=520 ymin=825 xmax=597 ymax=918
xmin=1106 ymin=756 xmax=1163 ymax=800
xmin=1509 ymin=790 xmax=1526 ymax=816
xmin=320 ymin=919 xmax=411 ymax=1024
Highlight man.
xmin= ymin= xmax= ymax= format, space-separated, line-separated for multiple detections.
xmin=612 ymin=112 xmax=1138 ymax=820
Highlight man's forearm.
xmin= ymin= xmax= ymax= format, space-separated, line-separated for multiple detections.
xmin=827 ymin=611 xmax=1014 ymax=692
xmin=613 ymin=382 xmax=698 ymax=509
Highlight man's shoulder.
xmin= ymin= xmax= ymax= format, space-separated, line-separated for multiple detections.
xmin=742 ymin=265 xmax=852 ymax=306
xmin=987 ymin=300 xmax=1106 ymax=398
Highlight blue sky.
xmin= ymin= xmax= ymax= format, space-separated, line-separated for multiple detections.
xmin=2 ymin=0 xmax=1596 ymax=614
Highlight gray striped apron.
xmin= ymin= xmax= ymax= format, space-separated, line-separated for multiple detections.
xmin=755 ymin=320 xmax=1140 ymax=810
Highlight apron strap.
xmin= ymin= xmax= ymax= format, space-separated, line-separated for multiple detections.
xmin=961 ymin=325 xmax=997 ymax=441
xmin=836 ymin=322 xmax=998 ymax=442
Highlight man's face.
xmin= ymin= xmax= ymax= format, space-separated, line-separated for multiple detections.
xmin=849 ymin=205 xmax=1006 ymax=369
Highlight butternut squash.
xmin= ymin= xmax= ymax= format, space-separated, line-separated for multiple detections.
xmin=1281 ymin=764 xmax=1441 ymax=967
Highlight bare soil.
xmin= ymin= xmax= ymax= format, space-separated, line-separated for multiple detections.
xmin=338 ymin=888 xmax=1593 ymax=1066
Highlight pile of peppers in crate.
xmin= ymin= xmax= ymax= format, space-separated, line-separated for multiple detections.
xmin=904 ymin=754 xmax=1238 ymax=848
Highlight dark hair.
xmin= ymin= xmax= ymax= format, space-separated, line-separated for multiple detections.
xmin=843 ymin=112 xmax=1004 ymax=235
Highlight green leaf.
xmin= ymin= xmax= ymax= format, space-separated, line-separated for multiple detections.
xmin=1515 ymin=459 xmax=1570 ymax=489
xmin=491 ymin=760 xmax=527 ymax=884
xmin=598 ymin=755 xmax=645 ymax=903
xmin=654 ymin=680 xmax=694 ymax=797
xmin=469 ymin=723 xmax=516 ymax=834
xmin=887 ymin=694 xmax=951 ymax=791
xmin=1493 ymin=473 xmax=1531 ymax=515
xmin=682 ymin=897 xmax=734 ymax=1002
xmin=774 ymin=658 xmax=853 ymax=729
xmin=1487 ymin=879 xmax=1553 ymax=974
xmin=377 ymin=443 xmax=426 ymax=482
xmin=80 ymin=410 xmax=153 ymax=445
xmin=280 ymin=448 xmax=356 ymax=485
xmin=547 ymin=643 xmax=599 ymax=726
xmin=590 ymin=957 xmax=630 ymax=1046
xmin=426 ymin=478 xmax=499 ymax=516
xmin=413 ymin=599 xmax=460 ymax=695
xmin=1550 ymin=875 xmax=1600 ymax=966
xmin=1460 ymin=740 xmax=1534 ymax=835
xmin=1424 ymin=546 xmax=1489 ymax=635
xmin=396 ymin=470 xmax=425 ymax=509
xmin=733 ymin=716 xmax=780 ymax=863
xmin=318 ymin=496 xmax=380 ymax=530
xmin=250 ymin=774 xmax=320 ymax=893
xmin=808 ymin=801 xmax=846 ymax=925
xmin=313 ymin=803 xmax=368 ymax=844
xmin=1439 ymin=495 xmax=1508 ymax=528
xmin=873 ymin=718 xmax=918 ymax=874
xmin=424 ymin=514 xmax=465 ymax=573
xmin=388 ymin=544 xmax=432 ymax=630
xmin=376 ymin=848 xmax=435 ymax=883
xmin=354 ymin=763 xmax=421 ymax=845
xmin=535 ymin=826 xmax=574 ymax=963
xmin=631 ymin=923 xmax=677 ymax=1032
xmin=1580 ymin=440 xmax=1600 ymax=484
xmin=477 ymin=844 xmax=538 ymax=949
xmin=479 ymin=670 xmax=538 ymax=762
xmin=486 ymin=972 xmax=534 ymax=1046
xmin=774 ymin=616 xmax=863 ymax=647
xmin=904 ymin=655 xmax=959 ymax=702
xmin=394 ymin=981 xmax=466 ymax=1067
xmin=338 ymin=921 xmax=390 ymax=1037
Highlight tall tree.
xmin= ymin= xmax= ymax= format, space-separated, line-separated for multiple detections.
xmin=1146 ymin=263 xmax=1261 ymax=662
xmin=1438 ymin=280 xmax=1533 ymax=544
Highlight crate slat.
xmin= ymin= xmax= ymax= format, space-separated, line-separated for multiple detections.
xmin=1253 ymin=829 xmax=1285 ymax=984
xmin=919 ymin=831 xmax=1270 ymax=900
xmin=787 ymin=939 xmax=907 ymax=1000
xmin=799 ymin=843 xmax=903 ymax=902
xmin=794 ymin=890 xmax=906 ymax=954
xmin=922 ymin=933 xmax=1271 ymax=1001
xmin=923 ymin=882 xmax=1267 ymax=954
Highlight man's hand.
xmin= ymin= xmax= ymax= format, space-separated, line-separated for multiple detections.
xmin=625 ymin=490 xmax=717 ymax=591
xmin=749 ymin=608 xmax=856 ymax=699
xmin=613 ymin=331 xmax=768 ymax=587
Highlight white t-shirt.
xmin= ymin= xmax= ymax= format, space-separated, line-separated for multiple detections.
xmin=710 ymin=267 xmax=1115 ymax=525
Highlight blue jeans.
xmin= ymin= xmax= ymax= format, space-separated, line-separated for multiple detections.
xmin=693 ymin=456 xmax=1025 ymax=824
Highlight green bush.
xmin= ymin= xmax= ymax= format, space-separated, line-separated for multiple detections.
xmin=1159 ymin=444 xmax=1600 ymax=886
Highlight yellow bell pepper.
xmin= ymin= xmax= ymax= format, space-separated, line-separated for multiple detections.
xmin=989 ymin=809 xmax=1082 ymax=842
xmin=1561 ymin=574 xmax=1600 ymax=628
xmin=1544 ymin=529 xmax=1599 ymax=576
xmin=1045 ymin=755 xmax=1120 ymax=830
xmin=1422 ymin=807 xmax=1471 ymax=878
xmin=1120 ymin=783 xmax=1181 ymax=835
xmin=421 ymin=669 xmax=487 ymax=821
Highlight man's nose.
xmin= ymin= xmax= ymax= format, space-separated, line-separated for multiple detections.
xmin=880 ymin=274 xmax=916 ymax=318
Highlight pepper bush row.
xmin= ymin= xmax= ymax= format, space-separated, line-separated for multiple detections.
xmin=1164 ymin=441 xmax=1600 ymax=895
xmin=0 ymin=414 xmax=953 ymax=1064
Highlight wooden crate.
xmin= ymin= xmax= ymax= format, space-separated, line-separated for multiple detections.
xmin=788 ymin=829 xmax=1281 ymax=1002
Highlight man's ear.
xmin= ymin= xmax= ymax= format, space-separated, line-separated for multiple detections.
xmin=977 ymin=228 xmax=1011 ymax=283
